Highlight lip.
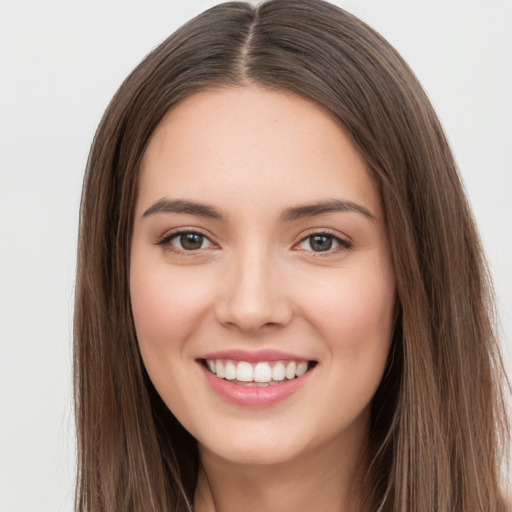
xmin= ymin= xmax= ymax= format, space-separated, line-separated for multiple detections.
xmin=197 ymin=351 xmax=314 ymax=408
xmin=198 ymin=349 xmax=311 ymax=363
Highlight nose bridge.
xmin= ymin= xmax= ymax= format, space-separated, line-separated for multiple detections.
xmin=217 ymin=239 xmax=291 ymax=332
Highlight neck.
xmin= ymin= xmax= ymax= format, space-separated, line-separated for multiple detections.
xmin=194 ymin=417 xmax=372 ymax=512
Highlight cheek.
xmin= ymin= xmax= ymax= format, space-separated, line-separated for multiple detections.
xmin=129 ymin=263 xmax=218 ymax=419
xmin=301 ymin=261 xmax=395 ymax=352
xmin=130 ymin=263 xmax=211 ymax=360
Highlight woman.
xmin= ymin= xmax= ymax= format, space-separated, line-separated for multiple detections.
xmin=74 ymin=1 xmax=510 ymax=510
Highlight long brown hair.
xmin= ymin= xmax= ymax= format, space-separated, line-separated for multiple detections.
xmin=74 ymin=1 xmax=510 ymax=510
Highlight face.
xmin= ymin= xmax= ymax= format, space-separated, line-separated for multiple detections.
xmin=130 ymin=87 xmax=395 ymax=467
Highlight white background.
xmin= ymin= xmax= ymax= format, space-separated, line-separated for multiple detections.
xmin=0 ymin=1 xmax=510 ymax=511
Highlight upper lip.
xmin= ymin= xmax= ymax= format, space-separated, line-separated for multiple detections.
xmin=198 ymin=349 xmax=313 ymax=363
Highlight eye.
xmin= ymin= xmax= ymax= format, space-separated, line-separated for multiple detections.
xmin=157 ymin=230 xmax=214 ymax=252
xmin=297 ymin=232 xmax=351 ymax=253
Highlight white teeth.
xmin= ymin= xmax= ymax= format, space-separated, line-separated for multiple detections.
xmin=254 ymin=362 xmax=272 ymax=382
xmin=236 ymin=361 xmax=254 ymax=382
xmin=285 ymin=361 xmax=296 ymax=379
xmin=296 ymin=361 xmax=308 ymax=377
xmin=216 ymin=361 xmax=225 ymax=378
xmin=272 ymin=362 xmax=286 ymax=381
xmin=206 ymin=359 xmax=313 ymax=383
xmin=224 ymin=361 xmax=237 ymax=380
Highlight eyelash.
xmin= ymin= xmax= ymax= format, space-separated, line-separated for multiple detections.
xmin=155 ymin=229 xmax=215 ymax=255
xmin=295 ymin=230 xmax=352 ymax=255
xmin=155 ymin=229 xmax=352 ymax=256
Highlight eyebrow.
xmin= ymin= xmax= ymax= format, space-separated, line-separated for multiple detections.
xmin=280 ymin=199 xmax=376 ymax=222
xmin=142 ymin=199 xmax=225 ymax=220
xmin=142 ymin=198 xmax=375 ymax=223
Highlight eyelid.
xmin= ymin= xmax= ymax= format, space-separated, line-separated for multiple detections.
xmin=155 ymin=227 xmax=219 ymax=252
xmin=153 ymin=227 xmax=351 ymax=255
xmin=293 ymin=229 xmax=352 ymax=253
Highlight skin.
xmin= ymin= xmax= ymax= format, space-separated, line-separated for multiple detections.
xmin=130 ymin=86 xmax=396 ymax=512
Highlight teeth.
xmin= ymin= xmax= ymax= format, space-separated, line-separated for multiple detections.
xmin=272 ymin=362 xmax=285 ymax=381
xmin=216 ymin=361 xmax=225 ymax=379
xmin=254 ymin=362 xmax=272 ymax=383
xmin=205 ymin=358 xmax=313 ymax=383
xmin=285 ymin=361 xmax=296 ymax=379
xmin=225 ymin=361 xmax=237 ymax=380
xmin=237 ymin=361 xmax=253 ymax=382
xmin=296 ymin=361 xmax=308 ymax=377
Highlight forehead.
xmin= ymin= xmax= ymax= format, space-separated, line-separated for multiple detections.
xmin=137 ymin=86 xmax=381 ymax=219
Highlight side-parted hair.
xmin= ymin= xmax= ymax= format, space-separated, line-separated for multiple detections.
xmin=74 ymin=1 xmax=510 ymax=511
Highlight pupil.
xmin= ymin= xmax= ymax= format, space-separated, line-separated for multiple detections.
xmin=180 ymin=233 xmax=203 ymax=250
xmin=310 ymin=235 xmax=332 ymax=252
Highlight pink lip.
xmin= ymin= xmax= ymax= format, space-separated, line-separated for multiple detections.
xmin=198 ymin=362 xmax=313 ymax=407
xmin=198 ymin=349 xmax=311 ymax=363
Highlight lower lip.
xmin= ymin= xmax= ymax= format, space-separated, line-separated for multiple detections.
xmin=200 ymin=363 xmax=312 ymax=407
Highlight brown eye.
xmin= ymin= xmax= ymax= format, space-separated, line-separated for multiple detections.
xmin=155 ymin=231 xmax=213 ymax=252
xmin=173 ymin=232 xmax=207 ymax=250
xmin=156 ymin=229 xmax=216 ymax=254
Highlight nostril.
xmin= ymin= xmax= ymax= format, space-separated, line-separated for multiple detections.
xmin=214 ymin=272 xmax=294 ymax=332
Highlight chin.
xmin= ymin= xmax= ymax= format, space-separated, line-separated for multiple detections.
xmin=201 ymin=436 xmax=306 ymax=467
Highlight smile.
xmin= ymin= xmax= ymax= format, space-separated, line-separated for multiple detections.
xmin=197 ymin=352 xmax=317 ymax=407
xmin=205 ymin=359 xmax=313 ymax=386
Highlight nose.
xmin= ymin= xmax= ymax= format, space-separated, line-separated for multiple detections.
xmin=214 ymin=246 xmax=293 ymax=333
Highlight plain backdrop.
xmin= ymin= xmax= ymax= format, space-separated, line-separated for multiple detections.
xmin=0 ymin=1 xmax=511 ymax=511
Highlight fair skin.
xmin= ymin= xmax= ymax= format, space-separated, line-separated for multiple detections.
xmin=130 ymin=86 xmax=396 ymax=512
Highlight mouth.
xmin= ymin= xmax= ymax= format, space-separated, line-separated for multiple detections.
xmin=200 ymin=358 xmax=318 ymax=387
